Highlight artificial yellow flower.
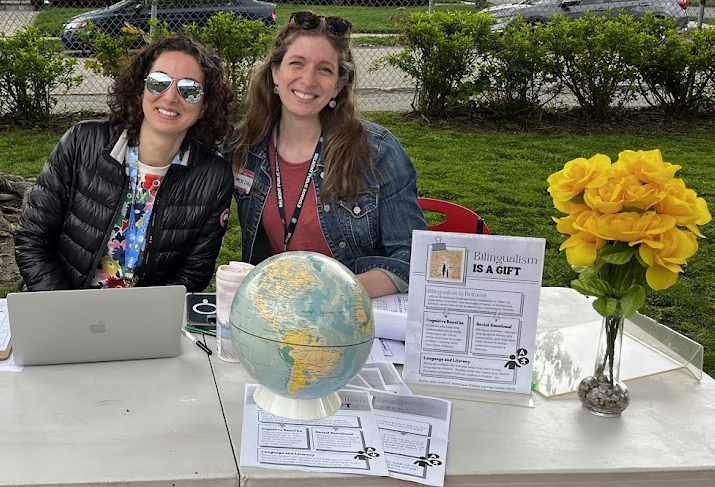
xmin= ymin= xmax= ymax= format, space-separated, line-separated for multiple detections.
xmin=547 ymin=154 xmax=612 ymax=202
xmin=559 ymin=231 xmax=606 ymax=268
xmin=553 ymin=209 xmax=599 ymax=236
xmin=621 ymin=178 xmax=667 ymax=212
xmin=590 ymin=211 xmax=675 ymax=245
xmin=553 ymin=197 xmax=589 ymax=215
xmin=612 ymin=149 xmax=681 ymax=184
xmin=639 ymin=228 xmax=698 ymax=290
xmin=550 ymin=150 xmax=709 ymax=309
xmin=655 ymin=179 xmax=712 ymax=237
xmin=584 ymin=176 xmax=626 ymax=214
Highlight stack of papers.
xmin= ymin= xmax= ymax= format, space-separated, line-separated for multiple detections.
xmin=0 ymin=299 xmax=21 ymax=372
xmin=369 ymin=294 xmax=409 ymax=365
xmin=372 ymin=293 xmax=408 ymax=341
xmin=240 ymin=361 xmax=452 ymax=486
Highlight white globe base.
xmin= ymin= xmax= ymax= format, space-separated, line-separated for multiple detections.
xmin=253 ymin=385 xmax=342 ymax=420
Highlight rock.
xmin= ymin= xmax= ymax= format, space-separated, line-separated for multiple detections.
xmin=0 ymin=173 xmax=35 ymax=292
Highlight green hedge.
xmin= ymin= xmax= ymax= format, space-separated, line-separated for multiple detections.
xmin=378 ymin=12 xmax=715 ymax=118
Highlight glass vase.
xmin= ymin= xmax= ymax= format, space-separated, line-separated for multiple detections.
xmin=577 ymin=309 xmax=630 ymax=417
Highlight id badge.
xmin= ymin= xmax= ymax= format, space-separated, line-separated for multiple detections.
xmin=235 ymin=168 xmax=255 ymax=195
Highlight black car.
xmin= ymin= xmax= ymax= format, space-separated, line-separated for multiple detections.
xmin=60 ymin=0 xmax=277 ymax=51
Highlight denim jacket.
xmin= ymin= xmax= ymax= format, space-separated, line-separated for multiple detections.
xmin=233 ymin=120 xmax=426 ymax=288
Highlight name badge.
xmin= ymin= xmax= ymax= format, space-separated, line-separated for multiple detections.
xmin=235 ymin=168 xmax=255 ymax=195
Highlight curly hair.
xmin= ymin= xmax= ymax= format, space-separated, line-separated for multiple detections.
xmin=108 ymin=33 xmax=234 ymax=149
xmin=232 ymin=15 xmax=373 ymax=199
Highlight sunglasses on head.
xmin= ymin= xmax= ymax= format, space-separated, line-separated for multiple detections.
xmin=144 ymin=72 xmax=204 ymax=104
xmin=289 ymin=11 xmax=352 ymax=36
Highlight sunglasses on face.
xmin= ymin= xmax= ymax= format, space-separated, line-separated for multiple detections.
xmin=289 ymin=11 xmax=352 ymax=36
xmin=144 ymin=72 xmax=204 ymax=104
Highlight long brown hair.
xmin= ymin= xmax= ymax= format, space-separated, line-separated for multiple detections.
xmin=232 ymin=17 xmax=373 ymax=199
xmin=108 ymin=33 xmax=234 ymax=149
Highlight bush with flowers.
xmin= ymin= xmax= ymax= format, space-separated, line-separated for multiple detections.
xmin=547 ymin=149 xmax=711 ymax=319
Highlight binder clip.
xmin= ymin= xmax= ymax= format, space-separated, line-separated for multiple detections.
xmin=432 ymin=237 xmax=447 ymax=251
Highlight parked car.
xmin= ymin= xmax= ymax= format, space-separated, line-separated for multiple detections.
xmin=32 ymin=0 xmax=112 ymax=10
xmin=60 ymin=0 xmax=277 ymax=51
xmin=482 ymin=0 xmax=689 ymax=31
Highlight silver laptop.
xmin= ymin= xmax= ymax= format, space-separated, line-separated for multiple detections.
xmin=7 ymin=285 xmax=186 ymax=366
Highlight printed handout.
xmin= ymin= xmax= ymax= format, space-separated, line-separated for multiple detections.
xmin=240 ymin=361 xmax=453 ymax=486
xmin=240 ymin=385 xmax=390 ymax=476
xmin=371 ymin=390 xmax=451 ymax=487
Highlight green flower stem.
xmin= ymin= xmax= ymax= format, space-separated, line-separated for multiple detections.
xmin=600 ymin=309 xmax=624 ymax=384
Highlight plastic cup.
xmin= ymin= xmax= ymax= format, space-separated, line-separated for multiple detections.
xmin=215 ymin=261 xmax=254 ymax=362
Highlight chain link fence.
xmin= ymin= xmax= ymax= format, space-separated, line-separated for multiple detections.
xmin=0 ymin=0 xmax=711 ymax=114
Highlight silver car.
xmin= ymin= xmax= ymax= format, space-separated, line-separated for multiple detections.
xmin=483 ymin=0 xmax=689 ymax=30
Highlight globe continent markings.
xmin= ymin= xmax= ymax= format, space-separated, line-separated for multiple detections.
xmin=252 ymin=259 xmax=320 ymax=337
xmin=242 ymin=255 xmax=373 ymax=397
xmin=279 ymin=330 xmax=343 ymax=394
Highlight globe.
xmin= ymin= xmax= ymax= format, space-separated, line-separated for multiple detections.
xmin=230 ymin=251 xmax=375 ymax=419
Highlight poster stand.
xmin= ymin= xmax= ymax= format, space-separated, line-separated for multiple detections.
xmin=532 ymin=288 xmax=704 ymax=398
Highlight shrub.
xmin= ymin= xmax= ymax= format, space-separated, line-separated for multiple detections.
xmin=0 ymin=26 xmax=82 ymax=125
xmin=190 ymin=13 xmax=274 ymax=117
xmin=478 ymin=19 xmax=559 ymax=119
xmin=373 ymin=11 xmax=494 ymax=117
xmin=81 ymin=14 xmax=273 ymax=119
xmin=79 ymin=23 xmax=144 ymax=78
xmin=536 ymin=14 xmax=641 ymax=118
xmin=627 ymin=14 xmax=715 ymax=114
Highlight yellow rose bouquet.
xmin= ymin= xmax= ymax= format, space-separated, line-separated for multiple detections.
xmin=547 ymin=149 xmax=711 ymax=417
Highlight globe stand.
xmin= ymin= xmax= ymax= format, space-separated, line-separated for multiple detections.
xmin=253 ymin=385 xmax=342 ymax=420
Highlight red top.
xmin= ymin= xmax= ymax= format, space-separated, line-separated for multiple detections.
xmin=262 ymin=136 xmax=333 ymax=257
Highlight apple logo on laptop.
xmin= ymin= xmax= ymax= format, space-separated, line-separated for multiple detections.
xmin=89 ymin=320 xmax=107 ymax=334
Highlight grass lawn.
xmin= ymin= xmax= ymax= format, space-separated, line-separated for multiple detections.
xmin=1 ymin=113 xmax=713 ymax=377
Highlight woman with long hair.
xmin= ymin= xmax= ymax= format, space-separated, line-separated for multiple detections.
xmin=229 ymin=12 xmax=426 ymax=297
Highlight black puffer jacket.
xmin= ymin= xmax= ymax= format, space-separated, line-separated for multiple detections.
xmin=14 ymin=120 xmax=233 ymax=292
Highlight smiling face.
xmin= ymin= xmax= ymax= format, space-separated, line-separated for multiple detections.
xmin=271 ymin=34 xmax=345 ymax=123
xmin=141 ymin=50 xmax=205 ymax=145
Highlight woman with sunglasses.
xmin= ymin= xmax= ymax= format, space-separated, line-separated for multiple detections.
xmin=15 ymin=34 xmax=234 ymax=292
xmin=228 ymin=12 xmax=426 ymax=298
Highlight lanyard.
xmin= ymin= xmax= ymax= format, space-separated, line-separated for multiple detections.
xmin=274 ymin=124 xmax=323 ymax=251
xmin=124 ymin=145 xmax=183 ymax=282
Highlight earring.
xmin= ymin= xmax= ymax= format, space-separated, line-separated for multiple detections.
xmin=328 ymin=99 xmax=336 ymax=109
xmin=273 ymin=85 xmax=279 ymax=94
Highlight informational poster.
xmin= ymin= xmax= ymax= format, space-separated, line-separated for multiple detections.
xmin=403 ymin=231 xmax=545 ymax=395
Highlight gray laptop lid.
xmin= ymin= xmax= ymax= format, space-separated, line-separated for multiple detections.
xmin=8 ymin=285 xmax=186 ymax=366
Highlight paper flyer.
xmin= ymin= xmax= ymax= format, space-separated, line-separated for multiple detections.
xmin=371 ymin=390 xmax=451 ymax=487
xmin=403 ymin=231 xmax=545 ymax=394
xmin=240 ymin=385 xmax=389 ymax=476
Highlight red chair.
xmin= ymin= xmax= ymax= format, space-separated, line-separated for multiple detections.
xmin=418 ymin=197 xmax=491 ymax=235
